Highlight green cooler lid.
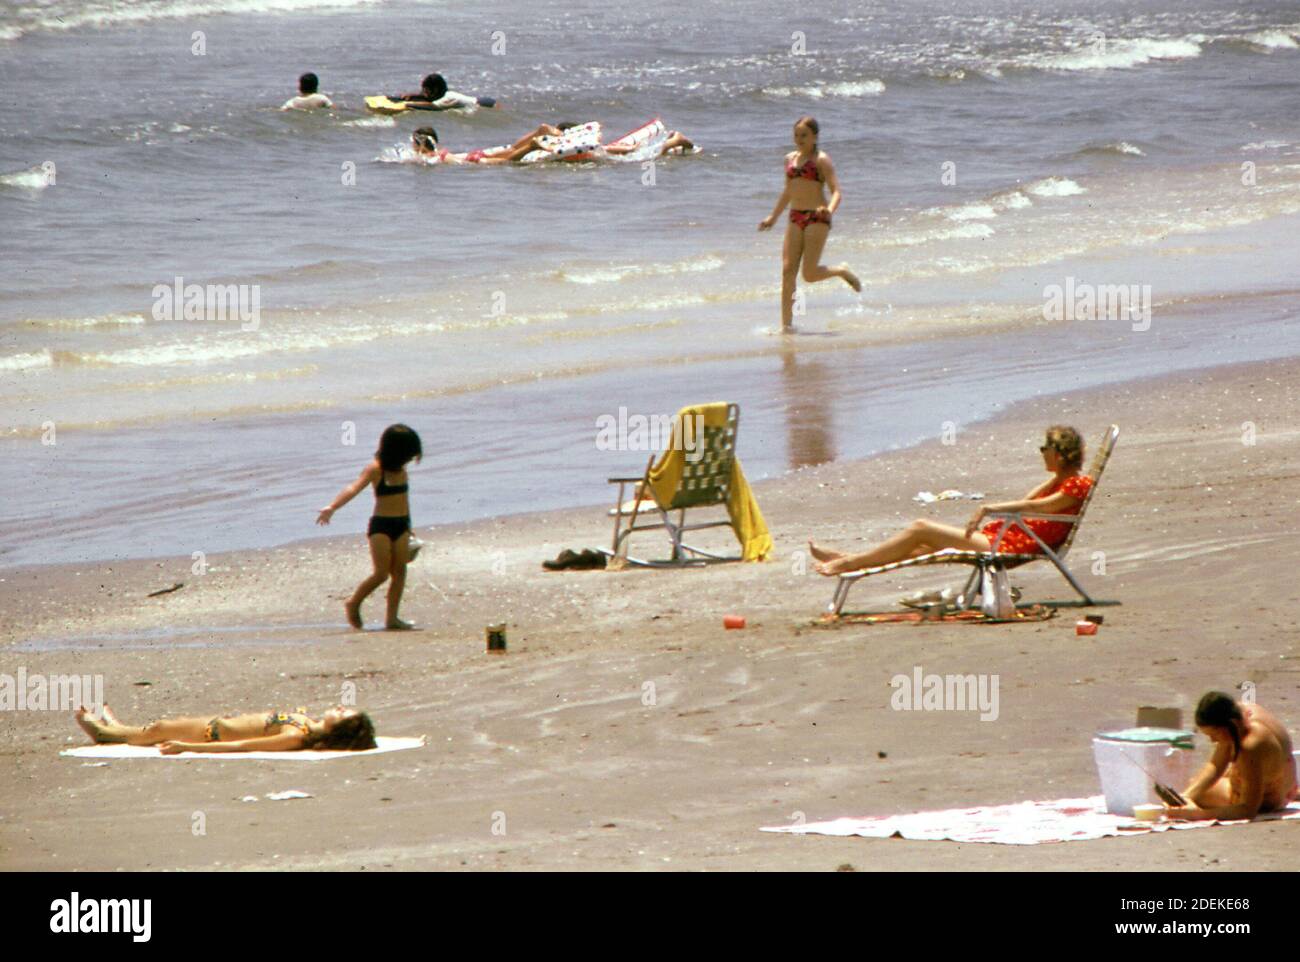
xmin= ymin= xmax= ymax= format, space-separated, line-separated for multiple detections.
xmin=1096 ymin=726 xmax=1194 ymax=749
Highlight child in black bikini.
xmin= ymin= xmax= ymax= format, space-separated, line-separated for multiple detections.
xmin=317 ymin=424 xmax=423 ymax=630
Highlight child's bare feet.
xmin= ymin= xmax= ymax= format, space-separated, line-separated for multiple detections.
xmin=385 ymin=617 xmax=415 ymax=631
xmin=807 ymin=540 xmax=842 ymax=563
xmin=840 ymin=265 xmax=861 ymax=292
xmin=345 ymin=600 xmax=363 ymax=630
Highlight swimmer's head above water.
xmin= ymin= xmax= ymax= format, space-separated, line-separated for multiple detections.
xmin=422 ymin=73 xmax=448 ymax=100
xmin=412 ymin=126 xmax=439 ymax=155
xmin=299 ymin=72 xmax=320 ymax=95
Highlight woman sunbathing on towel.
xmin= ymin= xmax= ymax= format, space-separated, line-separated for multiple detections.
xmin=74 ymin=704 xmax=377 ymax=753
xmin=1165 ymin=691 xmax=1298 ymax=820
xmin=809 ymin=425 xmax=1093 ymax=575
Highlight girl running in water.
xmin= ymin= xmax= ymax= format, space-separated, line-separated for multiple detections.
xmin=759 ymin=116 xmax=860 ymax=331
xmin=317 ymin=424 xmax=423 ymax=630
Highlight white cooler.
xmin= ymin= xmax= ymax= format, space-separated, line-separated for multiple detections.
xmin=1091 ymin=727 xmax=1197 ymax=816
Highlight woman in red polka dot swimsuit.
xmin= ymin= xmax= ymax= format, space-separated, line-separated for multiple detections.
xmin=810 ymin=426 xmax=1094 ymax=576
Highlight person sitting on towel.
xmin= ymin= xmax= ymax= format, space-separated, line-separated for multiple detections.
xmin=808 ymin=425 xmax=1093 ymax=575
xmin=74 ymin=703 xmax=376 ymax=753
xmin=1165 ymin=691 xmax=1297 ymax=820
xmin=281 ymin=72 xmax=334 ymax=110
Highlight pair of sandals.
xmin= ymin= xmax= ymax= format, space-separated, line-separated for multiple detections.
xmin=542 ymin=548 xmax=607 ymax=571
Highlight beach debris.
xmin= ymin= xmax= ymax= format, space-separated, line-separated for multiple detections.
xmin=1075 ymin=620 xmax=1098 ymax=636
xmin=266 ymin=790 xmax=313 ymax=802
xmin=81 ymin=762 xmax=109 ymax=768
xmin=877 ymin=751 xmax=888 ymax=759
xmin=723 ymin=614 xmax=746 ymax=629
xmin=146 ymin=582 xmax=185 ymax=598
xmin=836 ymin=863 xmax=857 ymax=872
xmin=913 ymin=490 xmax=984 ymax=503
xmin=240 ymin=795 xmax=259 ymax=803
xmin=486 ymin=623 xmax=508 ymax=654
xmin=133 ymin=680 xmax=153 ymax=687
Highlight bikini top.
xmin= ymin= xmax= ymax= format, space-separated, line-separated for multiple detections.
xmin=266 ymin=710 xmax=311 ymax=737
xmin=375 ymin=469 xmax=408 ymax=497
xmin=786 ymin=153 xmax=821 ymax=182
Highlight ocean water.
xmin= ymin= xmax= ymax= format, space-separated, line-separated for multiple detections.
xmin=2 ymin=0 xmax=1299 ymax=566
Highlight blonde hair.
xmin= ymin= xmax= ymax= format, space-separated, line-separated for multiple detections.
xmin=1044 ymin=425 xmax=1085 ymax=469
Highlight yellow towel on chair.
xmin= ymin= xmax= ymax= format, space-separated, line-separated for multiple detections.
xmin=644 ymin=403 xmax=773 ymax=562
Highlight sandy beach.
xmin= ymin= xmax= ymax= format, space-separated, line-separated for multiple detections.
xmin=4 ymin=356 xmax=1298 ymax=871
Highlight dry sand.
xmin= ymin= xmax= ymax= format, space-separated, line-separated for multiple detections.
xmin=3 ymin=358 xmax=1299 ymax=871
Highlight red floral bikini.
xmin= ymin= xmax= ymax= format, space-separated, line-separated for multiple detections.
xmin=982 ymin=475 xmax=1093 ymax=554
xmin=786 ymin=153 xmax=831 ymax=230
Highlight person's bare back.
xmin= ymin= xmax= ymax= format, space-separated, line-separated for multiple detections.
xmin=1238 ymin=703 xmax=1297 ymax=810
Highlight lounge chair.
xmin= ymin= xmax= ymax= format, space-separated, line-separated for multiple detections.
xmin=603 ymin=402 xmax=769 ymax=566
xmin=826 ymin=425 xmax=1119 ymax=617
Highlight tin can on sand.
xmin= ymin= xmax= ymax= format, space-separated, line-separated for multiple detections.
xmin=723 ymin=615 xmax=745 ymax=629
xmin=486 ymin=623 xmax=507 ymax=653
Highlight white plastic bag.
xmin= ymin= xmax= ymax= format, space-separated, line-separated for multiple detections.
xmin=980 ymin=566 xmax=1015 ymax=618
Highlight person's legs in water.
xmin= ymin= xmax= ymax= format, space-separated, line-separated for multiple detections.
xmin=810 ymin=520 xmax=992 ymax=575
xmin=477 ymin=136 xmax=549 ymax=164
xmin=798 ymin=220 xmax=860 ymax=292
xmin=385 ymin=531 xmax=413 ymax=629
xmin=781 ymin=217 xmax=805 ymax=330
xmin=659 ymin=131 xmax=694 ymax=154
xmin=347 ymin=533 xmax=392 ymax=629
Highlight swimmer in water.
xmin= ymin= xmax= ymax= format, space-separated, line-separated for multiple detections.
xmin=602 ymin=129 xmax=695 ymax=157
xmin=409 ymin=126 xmax=553 ymax=165
xmin=758 ymin=115 xmax=861 ymax=331
xmin=1165 ymin=691 xmax=1298 ymax=820
xmin=281 ymin=72 xmax=333 ymax=110
xmin=392 ymin=73 xmax=493 ymax=110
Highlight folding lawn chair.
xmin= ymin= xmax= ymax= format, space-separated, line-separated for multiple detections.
xmin=603 ymin=403 xmax=742 ymax=567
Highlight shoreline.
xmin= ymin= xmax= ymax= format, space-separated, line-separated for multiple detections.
xmin=6 ymin=285 xmax=1300 ymax=572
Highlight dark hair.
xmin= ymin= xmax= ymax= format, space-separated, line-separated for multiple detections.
xmin=1195 ymin=691 xmax=1245 ymax=759
xmin=795 ymin=115 xmax=819 ymax=146
xmin=557 ymin=122 xmax=579 ymax=131
xmin=308 ymin=712 xmax=377 ymax=751
xmin=1044 ymin=425 xmax=1085 ymax=470
xmin=376 ymin=423 xmax=423 ymax=472
xmin=299 ymin=72 xmax=319 ymax=94
xmin=421 ymin=73 xmax=448 ymax=100
xmin=412 ymin=127 xmax=438 ymax=151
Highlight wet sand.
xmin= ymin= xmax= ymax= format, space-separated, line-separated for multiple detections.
xmin=3 ymin=357 xmax=1299 ymax=871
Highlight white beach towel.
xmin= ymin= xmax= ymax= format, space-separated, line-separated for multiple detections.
xmin=60 ymin=735 xmax=426 ymax=762
xmin=762 ymin=795 xmax=1300 ymax=845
